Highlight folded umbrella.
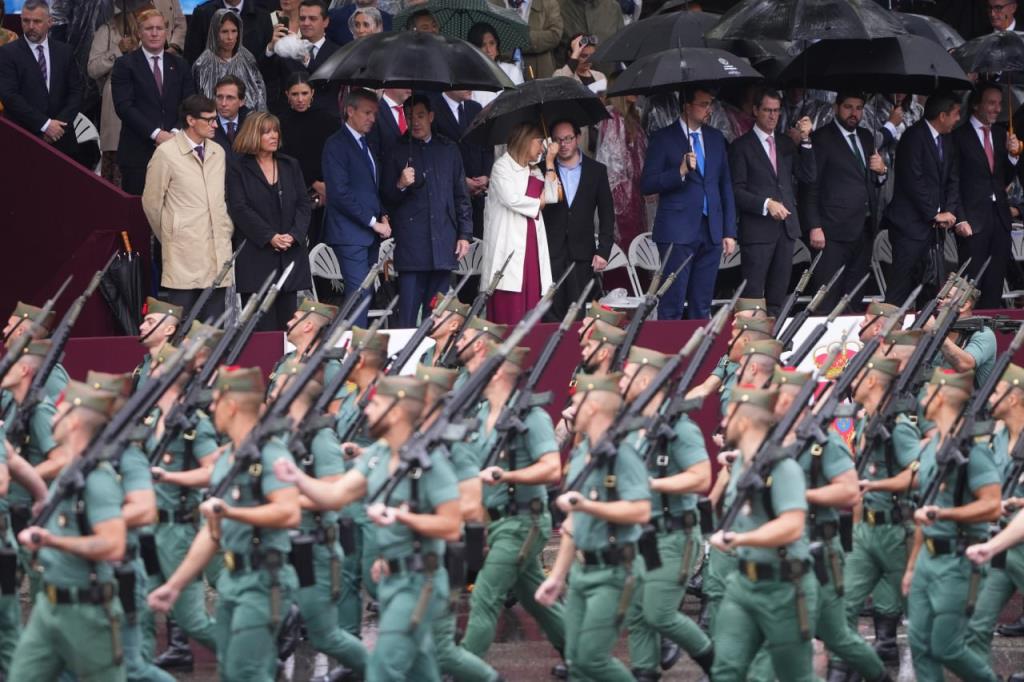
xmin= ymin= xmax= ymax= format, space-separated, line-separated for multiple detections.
xmin=706 ymin=0 xmax=906 ymax=42
xmin=591 ymin=11 xmax=719 ymax=63
xmin=606 ymin=47 xmax=763 ymax=97
xmin=896 ymin=12 xmax=963 ymax=51
xmin=391 ymin=0 xmax=529 ymax=52
xmin=99 ymin=232 xmax=144 ymax=336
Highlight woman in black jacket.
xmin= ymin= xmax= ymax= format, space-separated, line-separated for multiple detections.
xmin=226 ymin=110 xmax=312 ymax=330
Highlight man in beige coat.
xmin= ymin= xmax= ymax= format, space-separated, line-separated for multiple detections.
xmin=142 ymin=93 xmax=234 ymax=320
xmin=489 ymin=0 xmax=562 ymax=78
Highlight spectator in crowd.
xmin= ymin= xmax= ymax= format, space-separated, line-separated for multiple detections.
xmin=884 ymin=91 xmax=965 ymax=307
xmin=489 ymin=0 xmax=562 ymax=78
xmin=430 ymin=88 xmax=491 ymax=237
xmin=142 ymin=94 xmax=234 ymax=320
xmin=483 ymin=122 xmax=560 ymax=324
xmin=721 ymin=84 xmax=756 ymax=143
xmin=863 ymin=92 xmax=923 ymax=215
xmin=381 ymin=95 xmax=473 ymax=327
xmin=154 ymin=0 xmax=188 ymax=55
xmin=111 ymin=9 xmax=195 ymax=195
xmin=226 ymin=112 xmax=312 ymax=330
xmin=641 ymin=89 xmax=737 ymax=320
xmin=803 ymin=91 xmax=887 ymax=313
xmin=542 ymin=120 xmax=614 ymax=318
xmin=952 ymin=82 xmax=1023 ymax=309
xmin=184 ymin=0 xmax=273 ymax=65
xmin=0 ymin=1 xmax=17 ymax=47
xmin=326 ymin=0 xmax=391 ymax=44
xmin=988 ymin=0 xmax=1018 ymax=31
xmin=778 ymin=87 xmax=833 ymax=141
xmin=597 ymin=94 xmax=647 ymax=277
xmin=0 ymin=0 xmax=83 ymax=160
xmin=270 ymin=0 xmax=301 ymax=33
xmin=211 ymin=74 xmax=250 ymax=156
xmin=557 ymin=0 xmax=622 ymax=69
xmin=278 ymin=71 xmax=340 ymax=244
xmin=266 ymin=0 xmax=340 ymax=117
xmin=406 ymin=8 xmax=440 ymax=32
xmin=88 ymin=5 xmax=141 ymax=184
xmin=369 ymin=87 xmax=411 ymax=175
xmin=730 ymin=87 xmax=815 ymax=317
xmin=322 ymin=88 xmax=391 ymax=327
xmin=554 ymin=34 xmax=605 ymax=156
xmin=192 ymin=8 xmax=268 ymax=113
xmin=467 ymin=22 xmax=523 ymax=108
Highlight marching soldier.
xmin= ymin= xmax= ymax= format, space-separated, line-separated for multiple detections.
xmin=857 ymin=302 xmax=900 ymax=343
xmin=132 ymin=297 xmax=184 ymax=392
xmin=577 ymin=301 xmax=627 ymax=341
xmin=577 ymin=320 xmax=625 ymax=376
xmin=685 ymin=313 xmax=774 ymax=414
xmin=11 ymin=382 xmax=126 ymax=681
xmin=452 ymin=317 xmax=509 ymax=383
xmin=925 ymin=281 xmax=997 ymax=388
xmin=2 ymin=300 xmax=68 ymax=399
xmin=148 ymin=367 xmax=302 ymax=681
xmin=420 ymin=298 xmax=471 ymax=367
xmin=270 ymin=298 xmax=340 ymax=396
xmin=535 ymin=372 xmax=651 ymax=680
xmin=274 ymin=376 xmax=463 ymax=681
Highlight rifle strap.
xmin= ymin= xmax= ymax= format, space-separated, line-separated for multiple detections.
xmin=805 ymin=442 xmax=824 ymax=526
xmin=506 ymin=429 xmax=519 ymax=516
xmin=655 ymin=441 xmax=672 ymax=520
xmin=604 ymin=447 xmax=621 ymax=550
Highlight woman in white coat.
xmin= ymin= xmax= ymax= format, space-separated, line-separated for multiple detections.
xmin=482 ymin=122 xmax=560 ymax=324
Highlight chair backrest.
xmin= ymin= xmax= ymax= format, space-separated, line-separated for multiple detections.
xmin=378 ymin=238 xmax=395 ymax=266
xmin=873 ymin=230 xmax=892 ymax=265
xmin=455 ymin=238 xmax=484 ymax=275
xmin=604 ymin=243 xmax=630 ymax=272
xmin=310 ymin=243 xmax=343 ymax=280
xmin=793 ymin=240 xmax=811 ymax=265
xmin=73 ymin=113 xmax=99 ymax=145
xmin=719 ymin=244 xmax=741 ymax=270
xmin=627 ymin=232 xmax=661 ymax=273
xmin=1013 ymin=227 xmax=1024 ymax=262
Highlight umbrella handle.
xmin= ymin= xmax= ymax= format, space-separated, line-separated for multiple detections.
xmin=1010 ymin=75 xmax=1020 ymax=158
xmin=121 ymin=231 xmax=133 ymax=254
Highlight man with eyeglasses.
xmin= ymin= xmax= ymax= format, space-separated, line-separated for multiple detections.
xmin=988 ymin=0 xmax=1018 ymax=32
xmin=541 ymin=119 xmax=614 ymax=318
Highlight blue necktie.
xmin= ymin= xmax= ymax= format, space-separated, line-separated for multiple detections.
xmin=935 ymin=135 xmax=943 ymax=164
xmin=690 ymin=131 xmax=708 ymax=216
xmin=359 ymin=136 xmax=376 ymax=184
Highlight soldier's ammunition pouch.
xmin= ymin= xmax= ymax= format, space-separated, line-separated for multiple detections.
xmin=446 ymin=541 xmax=466 ymax=593
xmin=810 ymin=542 xmax=829 ymax=586
xmin=838 ymin=511 xmax=853 ymax=553
xmin=114 ymin=562 xmax=137 ymax=623
xmin=289 ymin=534 xmax=317 ymax=588
xmin=638 ymin=525 xmax=662 ymax=572
xmin=338 ymin=517 xmax=357 ymax=555
xmin=0 ymin=546 xmax=16 ymax=596
xmin=9 ymin=506 xmax=29 ymax=537
xmin=697 ymin=497 xmax=714 ymax=535
xmin=138 ymin=533 xmax=161 ymax=577
xmin=993 ymin=550 xmax=1008 ymax=570
xmin=966 ymin=565 xmax=982 ymax=617
xmin=464 ymin=523 xmax=485 ymax=572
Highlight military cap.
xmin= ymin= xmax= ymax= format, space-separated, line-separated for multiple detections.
xmin=415 ymin=364 xmax=459 ymax=391
xmin=928 ymin=367 xmax=974 ymax=393
xmin=153 ymin=342 xmax=179 ymax=367
xmin=21 ymin=339 xmax=52 ymax=358
xmin=1002 ymin=363 xmax=1024 ymax=388
xmin=575 ymin=372 xmax=622 ymax=395
xmin=465 ymin=317 xmax=508 ymax=341
xmin=627 ymin=346 xmax=672 ymax=370
xmin=352 ymin=326 xmax=390 ymax=355
xmin=63 ymin=380 xmax=118 ymax=418
xmin=585 ymin=301 xmax=627 ymax=328
xmin=214 ymin=366 xmax=266 ymax=394
xmin=735 ymin=298 xmax=768 ymax=315
xmin=772 ymin=366 xmax=812 ymax=389
xmin=729 ymin=386 xmax=779 ymax=413
xmin=298 ymin=297 xmax=339 ymax=321
xmin=11 ymin=301 xmax=56 ymax=332
xmin=86 ymin=371 xmax=133 ymax=397
xmin=186 ymin=321 xmax=225 ymax=350
xmin=866 ymin=302 xmax=900 ymax=318
xmin=143 ymin=297 xmax=184 ymax=320
xmin=486 ymin=342 xmax=530 ymax=368
xmin=885 ymin=329 xmax=925 ymax=347
xmin=863 ymin=355 xmax=900 ymax=378
xmin=376 ymin=376 xmax=427 ymax=403
xmin=430 ymin=294 xmax=471 ymax=319
xmin=733 ymin=316 xmax=775 ymax=337
xmin=588 ymin=319 xmax=627 ymax=347
xmin=743 ymin=338 xmax=783 ymax=360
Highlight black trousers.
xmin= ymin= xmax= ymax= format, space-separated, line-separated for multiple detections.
xmin=809 ymin=225 xmax=872 ymax=314
xmin=957 ymin=204 xmax=1011 ymax=310
xmin=121 ymin=165 xmax=147 ymax=196
xmin=549 ymin=251 xmax=597 ymax=320
xmin=740 ymin=234 xmax=795 ymax=318
xmin=161 ymin=288 xmax=228 ymax=326
xmin=885 ymin=230 xmax=940 ymax=307
xmin=241 ymin=291 xmax=298 ymax=332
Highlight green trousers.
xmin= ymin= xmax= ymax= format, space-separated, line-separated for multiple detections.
xmin=367 ymin=568 xmax=448 ymax=682
xmin=433 ymin=601 xmax=498 ymax=682
xmin=563 ymin=561 xmax=637 ymax=681
xmin=10 ymin=590 xmax=126 ymax=681
xmin=0 ymin=526 xmax=21 ymax=675
xmin=843 ymin=520 xmax=908 ymax=623
xmin=337 ymin=510 xmax=379 ymax=636
xmin=212 ymin=565 xmax=298 ymax=682
xmin=461 ymin=513 xmax=566 ymax=656
xmin=122 ymin=557 xmax=175 ymax=682
xmin=710 ymin=570 xmax=819 ymax=682
xmin=967 ymin=545 xmax=1024 ymax=661
xmin=626 ymin=527 xmax=711 ymax=673
xmin=294 ymin=541 xmax=368 ymax=675
xmin=703 ymin=545 xmax=738 ymax=632
xmin=907 ymin=549 xmax=998 ymax=682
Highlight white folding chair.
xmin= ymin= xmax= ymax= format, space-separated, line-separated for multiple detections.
xmin=73 ymin=113 xmax=101 ymax=174
xmin=308 ymin=243 xmax=344 ymax=301
xmin=627 ymin=232 xmax=660 ymax=296
xmin=792 ymin=240 xmax=811 ymax=266
xmin=455 ymin=238 xmax=484 ymax=276
xmin=871 ymin=230 xmax=892 ymax=297
xmin=603 ymin=243 xmax=640 ymax=297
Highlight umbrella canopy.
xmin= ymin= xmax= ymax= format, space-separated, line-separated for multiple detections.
xmin=706 ymin=0 xmax=907 ymax=42
xmin=607 ymin=47 xmax=763 ymax=96
xmin=391 ymin=0 xmax=529 ymax=52
xmin=777 ymin=35 xmax=971 ymax=92
xmin=591 ymin=11 xmax=719 ymax=63
xmin=462 ymin=77 xmax=610 ymax=146
xmin=896 ymin=12 xmax=963 ymax=51
xmin=950 ymin=30 xmax=1024 ymax=76
xmin=310 ymin=30 xmax=514 ymax=91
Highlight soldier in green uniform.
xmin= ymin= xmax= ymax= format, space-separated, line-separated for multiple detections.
xmin=577 ymin=301 xmax=627 ymax=341
xmin=927 ymin=281 xmax=997 ymax=388
xmin=11 ymin=381 xmax=126 ymax=681
xmin=131 ymin=297 xmax=183 ymax=392
xmin=904 ymin=368 xmax=1001 ymax=682
xmin=451 ymin=317 xmax=509 ymax=389
xmin=148 ymin=367 xmax=302 ymax=682
xmin=857 ymin=302 xmax=900 ymax=343
xmin=0 ymin=410 xmax=17 ymax=676
xmin=420 ymin=298 xmax=471 ymax=367
xmin=269 ymin=298 xmax=340 ymax=396
xmin=709 ymin=386 xmax=817 ymax=682
xmin=576 ymin=320 xmax=625 ymax=377
xmin=619 ymin=347 xmax=714 ymax=680
xmin=274 ymin=376 xmax=464 ymax=681
xmin=535 ymin=372 xmax=651 ymax=681
xmin=2 ymin=300 xmax=69 ymax=399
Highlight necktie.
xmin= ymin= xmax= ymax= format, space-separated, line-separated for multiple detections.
xmin=766 ymin=134 xmax=777 ymax=174
xmin=194 ymin=145 xmax=205 ymax=162
xmin=151 ymin=55 xmax=163 ymax=96
xmin=227 ymin=121 xmax=237 ymax=143
xmin=394 ymin=105 xmax=408 ymax=135
xmin=848 ymin=132 xmax=865 ymax=168
xmin=689 ymin=131 xmax=708 ymax=216
xmin=936 ymin=135 xmax=944 ymax=163
xmin=983 ymin=125 xmax=995 ymax=173
xmin=457 ymin=102 xmax=465 ymax=129
xmin=309 ymin=45 xmax=317 ymax=62
xmin=36 ymin=45 xmax=47 ymax=88
xmin=360 ymin=136 xmax=376 ymax=182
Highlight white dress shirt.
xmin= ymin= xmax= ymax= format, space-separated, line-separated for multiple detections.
xmin=752 ymin=125 xmax=778 ymax=216
xmin=442 ymin=92 xmax=462 ymax=125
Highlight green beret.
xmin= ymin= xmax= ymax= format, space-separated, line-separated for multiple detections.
xmin=864 ymin=355 xmax=900 ymax=378
xmin=11 ymin=301 xmax=56 ymax=332
xmin=866 ymin=302 xmax=900 ymax=318
xmin=144 ymin=297 xmax=184 ymax=320
xmin=298 ymin=297 xmax=339 ymax=321
xmin=186 ymin=321 xmax=225 ymax=350
xmin=772 ymin=366 xmax=812 ymax=388
xmin=587 ymin=319 xmax=627 ymax=347
xmin=928 ymin=367 xmax=974 ymax=393
xmin=585 ymin=301 xmax=627 ymax=328
xmin=21 ymin=339 xmax=51 ymax=359
xmin=575 ymin=372 xmax=622 ymax=395
xmin=729 ymin=386 xmax=778 ymax=413
xmin=885 ymin=329 xmax=925 ymax=347
xmin=214 ymin=366 xmax=266 ymax=395
xmin=63 ymin=380 xmax=118 ymax=418
xmin=432 ymin=295 xmax=470 ymax=318
xmin=153 ymin=342 xmax=179 ymax=367
xmin=733 ymin=316 xmax=775 ymax=337
xmin=352 ymin=326 xmax=390 ymax=355
xmin=743 ymin=338 xmax=783 ymax=360
xmin=735 ymin=298 xmax=767 ymax=314
xmin=376 ymin=376 xmax=427 ymax=403
xmin=1002 ymin=363 xmax=1024 ymax=389
xmin=465 ymin=317 xmax=508 ymax=341
xmin=414 ymin=364 xmax=459 ymax=391
xmin=85 ymin=370 xmax=133 ymax=397
xmin=627 ymin=346 xmax=671 ymax=370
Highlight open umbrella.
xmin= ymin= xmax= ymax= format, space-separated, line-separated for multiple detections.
xmin=950 ymin=30 xmax=1024 ymax=76
xmin=391 ymin=0 xmax=529 ymax=52
xmin=462 ymin=77 xmax=610 ymax=146
xmin=311 ymin=30 xmax=514 ymax=91
xmin=607 ymin=46 xmax=763 ymax=96
xmin=776 ymin=35 xmax=971 ymax=92
xmin=591 ymin=11 xmax=720 ymax=63
xmin=896 ymin=12 xmax=963 ymax=51
xmin=705 ymin=0 xmax=907 ymax=42
xmin=99 ymin=231 xmax=144 ymax=336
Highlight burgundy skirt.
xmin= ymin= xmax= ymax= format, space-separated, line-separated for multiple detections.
xmin=488 ymin=176 xmax=544 ymax=325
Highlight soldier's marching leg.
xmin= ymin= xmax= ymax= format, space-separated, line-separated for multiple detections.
xmin=511 ymin=546 xmax=566 ymax=652
xmin=359 ymin=516 xmax=379 ymax=604
xmin=432 ymin=606 xmax=500 ymax=681
xmin=155 ymin=524 xmax=217 ymax=651
xmin=367 ymin=571 xmax=445 ymax=682
xmin=563 ymin=565 xmax=635 ymax=682
xmin=702 ymin=546 xmax=737 ymax=631
xmin=295 ymin=545 xmax=368 ymax=676
xmin=967 ymin=546 xmax=1024 ymax=660
xmin=122 ymin=558 xmax=176 ymax=682
xmin=842 ymin=522 xmax=905 ymax=662
xmin=336 ymin=513 xmax=364 ymax=636
xmin=0 ymin=526 xmax=21 ymax=675
xmin=214 ymin=568 xmax=298 ymax=682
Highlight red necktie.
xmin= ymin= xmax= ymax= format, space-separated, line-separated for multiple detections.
xmin=983 ymin=125 xmax=995 ymax=173
xmin=394 ymin=105 xmax=407 ymax=135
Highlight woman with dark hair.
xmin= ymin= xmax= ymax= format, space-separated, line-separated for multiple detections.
xmin=192 ymin=8 xmax=267 ymax=111
xmin=467 ymin=21 xmax=523 ymax=108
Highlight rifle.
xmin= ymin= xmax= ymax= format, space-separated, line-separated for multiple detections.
xmin=0 ymin=276 xmax=72 ymax=385
xmin=437 ymin=251 xmax=514 ymax=369
xmin=301 ymin=263 xmax=383 ymax=363
xmin=224 ymin=263 xmax=295 ymax=364
xmin=171 ymin=240 xmax=245 ymax=345
xmin=772 ymin=252 xmax=822 ymax=338
xmin=386 ymin=273 xmax=471 ymax=376
xmin=785 ymin=273 xmax=870 ymax=367
xmin=951 ymin=316 xmax=1024 ymax=335
xmin=908 ymin=259 xmax=972 ymax=331
xmin=776 ymin=264 xmax=846 ymax=351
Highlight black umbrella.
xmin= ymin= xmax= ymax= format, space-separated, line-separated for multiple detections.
xmin=591 ymin=11 xmax=720 ymax=63
xmin=606 ymin=47 xmax=764 ymax=97
xmin=950 ymin=30 xmax=1024 ymax=76
xmin=896 ymin=12 xmax=963 ymax=51
xmin=776 ymin=35 xmax=970 ymax=92
xmin=99 ymin=232 xmax=144 ymax=336
xmin=705 ymin=0 xmax=907 ymax=42
xmin=310 ymin=30 xmax=514 ymax=91
xmin=462 ymin=77 xmax=610 ymax=146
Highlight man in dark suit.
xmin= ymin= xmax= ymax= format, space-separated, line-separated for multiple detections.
xmin=184 ymin=0 xmax=273 ymax=64
xmin=266 ymin=0 xmax=341 ymax=116
xmin=542 ymin=120 xmax=615 ymax=318
xmin=323 ymin=88 xmax=392 ymax=327
xmin=804 ymin=91 xmax=888 ymax=313
xmin=0 ymin=0 xmax=82 ymax=159
xmin=884 ymin=91 xmax=965 ymax=307
xmin=111 ymin=9 xmax=195 ymax=195
xmin=730 ymin=87 xmax=816 ymax=317
xmin=640 ymin=88 xmax=737 ymax=320
xmin=952 ymin=82 xmax=1023 ymax=309
xmin=212 ymin=74 xmax=250 ymax=156
xmin=369 ymin=87 xmax=412 ymax=179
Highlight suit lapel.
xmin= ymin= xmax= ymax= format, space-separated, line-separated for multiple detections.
xmin=349 ymin=130 xmax=376 ymax=184
xmin=18 ymin=39 xmax=47 ymax=91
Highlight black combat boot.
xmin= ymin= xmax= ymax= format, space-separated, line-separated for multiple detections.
xmin=154 ymin=619 xmax=193 ymax=672
xmin=310 ymin=666 xmax=361 ymax=682
xmin=660 ymin=639 xmax=681 ymax=670
xmin=276 ymin=603 xmax=303 ymax=662
xmin=872 ymin=613 xmax=900 ymax=664
xmin=998 ymin=612 xmax=1024 ymax=637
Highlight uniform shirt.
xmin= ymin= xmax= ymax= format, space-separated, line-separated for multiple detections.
xmin=938 ymin=327 xmax=997 ymax=389
xmin=916 ymin=433 xmax=1000 ymax=540
xmin=39 ymin=463 xmax=124 ymax=587
xmin=0 ymin=364 xmax=67 ymax=416
xmin=859 ymin=412 xmax=921 ymax=511
xmin=724 ymin=455 xmax=809 ymax=563
xmin=712 ymin=355 xmax=740 ymax=417
xmin=631 ymin=414 xmax=708 ymax=516
xmin=209 ymin=437 xmax=296 ymax=555
xmin=354 ymin=441 xmax=459 ymax=560
xmin=270 ymin=352 xmax=346 ymax=400
xmin=565 ymin=437 xmax=650 ymax=552
xmin=296 ymin=427 xmax=347 ymax=532
xmin=0 ymin=421 xmax=8 ymax=516
xmin=333 ymin=385 xmax=374 ymax=453
xmin=5 ymin=397 xmax=58 ymax=509
xmin=118 ymin=443 xmax=155 ymax=551
xmin=797 ymin=430 xmax=852 ymax=527
xmin=151 ymin=410 xmax=220 ymax=512
xmin=992 ymin=428 xmax=1024 ymax=522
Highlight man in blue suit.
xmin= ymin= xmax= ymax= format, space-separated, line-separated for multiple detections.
xmin=322 ymin=88 xmax=392 ymax=326
xmin=641 ymin=88 xmax=737 ymax=320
